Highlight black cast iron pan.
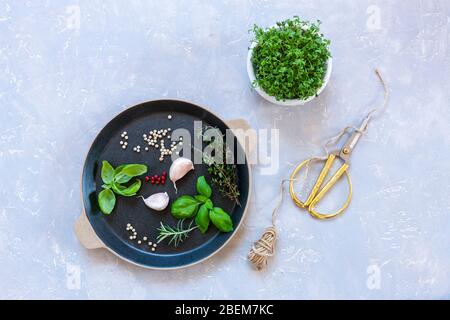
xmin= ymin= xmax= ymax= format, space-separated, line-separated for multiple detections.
xmin=75 ymin=100 xmax=252 ymax=269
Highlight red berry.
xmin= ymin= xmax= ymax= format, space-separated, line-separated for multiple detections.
xmin=162 ymin=171 xmax=167 ymax=176
xmin=145 ymin=176 xmax=150 ymax=181
xmin=156 ymin=180 xmax=160 ymax=185
xmin=153 ymin=175 xmax=158 ymax=179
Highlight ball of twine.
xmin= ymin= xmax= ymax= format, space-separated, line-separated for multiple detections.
xmin=248 ymin=180 xmax=291 ymax=270
xmin=248 ymin=227 xmax=277 ymax=270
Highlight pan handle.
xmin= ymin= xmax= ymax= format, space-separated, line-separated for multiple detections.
xmin=74 ymin=210 xmax=105 ymax=249
xmin=226 ymin=118 xmax=256 ymax=160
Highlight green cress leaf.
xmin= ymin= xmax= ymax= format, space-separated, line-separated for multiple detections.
xmin=98 ymin=188 xmax=116 ymax=214
xmin=251 ymin=17 xmax=331 ymax=101
xmin=196 ymin=175 xmax=212 ymax=198
xmin=195 ymin=204 xmax=210 ymax=234
xmin=101 ymin=161 xmax=115 ymax=185
xmin=171 ymin=195 xmax=201 ymax=219
xmin=209 ymin=207 xmax=233 ymax=232
xmin=112 ymin=180 xmax=141 ymax=197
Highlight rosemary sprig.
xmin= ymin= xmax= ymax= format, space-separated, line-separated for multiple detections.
xmin=156 ymin=220 xmax=197 ymax=247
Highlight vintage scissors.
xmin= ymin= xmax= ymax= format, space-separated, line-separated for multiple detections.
xmin=289 ymin=117 xmax=370 ymax=220
xmin=289 ymin=69 xmax=388 ymax=220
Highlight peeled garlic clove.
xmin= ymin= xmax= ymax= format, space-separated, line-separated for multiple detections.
xmin=139 ymin=192 xmax=169 ymax=211
xmin=169 ymin=157 xmax=194 ymax=191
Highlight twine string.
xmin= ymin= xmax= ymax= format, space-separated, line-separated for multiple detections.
xmin=323 ymin=69 xmax=389 ymax=155
xmin=248 ymin=179 xmax=291 ymax=270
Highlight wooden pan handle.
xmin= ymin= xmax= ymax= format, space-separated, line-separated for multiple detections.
xmin=227 ymin=118 xmax=256 ymax=160
xmin=74 ymin=209 xmax=105 ymax=249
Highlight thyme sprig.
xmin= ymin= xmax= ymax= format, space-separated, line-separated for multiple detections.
xmin=208 ymin=164 xmax=240 ymax=205
xmin=194 ymin=126 xmax=240 ymax=204
xmin=156 ymin=220 xmax=197 ymax=247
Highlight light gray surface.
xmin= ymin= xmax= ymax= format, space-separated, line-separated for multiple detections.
xmin=1 ymin=0 xmax=449 ymax=299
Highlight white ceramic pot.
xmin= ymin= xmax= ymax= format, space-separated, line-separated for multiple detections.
xmin=247 ymin=41 xmax=332 ymax=106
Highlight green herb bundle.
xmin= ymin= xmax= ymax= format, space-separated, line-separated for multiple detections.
xmin=157 ymin=176 xmax=233 ymax=247
xmin=171 ymin=176 xmax=233 ymax=233
xmin=98 ymin=161 xmax=147 ymax=214
xmin=196 ymin=126 xmax=240 ymax=204
xmin=251 ymin=16 xmax=331 ymax=101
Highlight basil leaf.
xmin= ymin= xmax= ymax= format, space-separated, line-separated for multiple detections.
xmin=98 ymin=188 xmax=116 ymax=214
xmin=101 ymin=160 xmax=115 ymax=185
xmin=122 ymin=180 xmax=142 ymax=196
xmin=117 ymin=164 xmax=147 ymax=177
xmin=195 ymin=204 xmax=210 ymax=234
xmin=114 ymin=164 xmax=147 ymax=183
xmin=113 ymin=165 xmax=131 ymax=183
xmin=196 ymin=175 xmax=212 ymax=198
xmin=194 ymin=195 xmax=208 ymax=203
xmin=114 ymin=173 xmax=133 ymax=184
xmin=205 ymin=199 xmax=213 ymax=210
xmin=209 ymin=207 xmax=233 ymax=232
xmin=114 ymin=165 xmax=125 ymax=176
xmin=171 ymin=195 xmax=200 ymax=219
xmin=112 ymin=180 xmax=141 ymax=197
xmin=111 ymin=183 xmax=127 ymax=195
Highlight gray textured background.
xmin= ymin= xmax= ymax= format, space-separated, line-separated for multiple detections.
xmin=1 ymin=0 xmax=449 ymax=299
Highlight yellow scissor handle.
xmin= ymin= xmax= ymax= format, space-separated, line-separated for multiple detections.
xmin=289 ymin=154 xmax=353 ymax=220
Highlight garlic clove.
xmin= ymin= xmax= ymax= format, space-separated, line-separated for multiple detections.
xmin=139 ymin=192 xmax=169 ymax=211
xmin=169 ymin=157 xmax=194 ymax=191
